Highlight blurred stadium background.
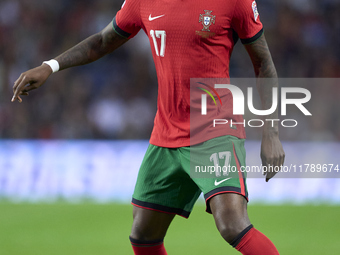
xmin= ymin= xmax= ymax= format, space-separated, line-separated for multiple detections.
xmin=0 ymin=0 xmax=340 ymax=254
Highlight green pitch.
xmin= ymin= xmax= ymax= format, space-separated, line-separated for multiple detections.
xmin=0 ymin=202 xmax=339 ymax=254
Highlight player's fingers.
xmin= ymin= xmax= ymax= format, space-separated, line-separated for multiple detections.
xmin=280 ymin=152 xmax=285 ymax=168
xmin=264 ymin=159 xmax=274 ymax=182
xmin=274 ymin=151 xmax=284 ymax=177
xmin=21 ymin=83 xmax=38 ymax=93
xmin=277 ymin=157 xmax=283 ymax=175
xmin=273 ymin=157 xmax=281 ymax=175
xmin=20 ymin=92 xmax=29 ymax=96
xmin=261 ymin=154 xmax=267 ymax=176
xmin=266 ymin=171 xmax=275 ymax=182
xmin=12 ymin=78 xmax=29 ymax=102
xmin=13 ymin=73 xmax=24 ymax=93
xmin=16 ymin=88 xmax=33 ymax=102
xmin=266 ymin=159 xmax=281 ymax=182
xmin=261 ymin=153 xmax=274 ymax=171
xmin=265 ymin=164 xmax=275 ymax=182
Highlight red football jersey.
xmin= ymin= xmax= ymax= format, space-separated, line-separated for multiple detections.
xmin=114 ymin=0 xmax=263 ymax=147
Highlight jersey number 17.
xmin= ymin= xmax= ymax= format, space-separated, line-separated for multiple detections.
xmin=150 ymin=30 xmax=166 ymax=57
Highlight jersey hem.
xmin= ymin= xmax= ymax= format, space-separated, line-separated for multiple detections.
xmin=149 ymin=132 xmax=246 ymax=148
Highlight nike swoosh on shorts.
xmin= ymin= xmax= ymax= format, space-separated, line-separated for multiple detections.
xmin=214 ymin=177 xmax=232 ymax=186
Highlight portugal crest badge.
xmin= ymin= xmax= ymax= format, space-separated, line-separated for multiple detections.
xmin=199 ymin=10 xmax=215 ymax=32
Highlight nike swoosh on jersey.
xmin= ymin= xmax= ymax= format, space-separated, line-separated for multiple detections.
xmin=149 ymin=14 xmax=165 ymax=21
xmin=214 ymin=177 xmax=232 ymax=186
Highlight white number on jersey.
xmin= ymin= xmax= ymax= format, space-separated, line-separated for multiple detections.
xmin=150 ymin=30 xmax=166 ymax=57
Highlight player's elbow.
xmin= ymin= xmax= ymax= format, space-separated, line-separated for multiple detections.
xmin=254 ymin=60 xmax=277 ymax=78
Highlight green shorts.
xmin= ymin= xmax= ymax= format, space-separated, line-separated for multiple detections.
xmin=132 ymin=135 xmax=248 ymax=218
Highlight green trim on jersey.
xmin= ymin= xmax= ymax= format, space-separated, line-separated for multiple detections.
xmin=112 ymin=17 xmax=130 ymax=39
xmin=241 ymin=28 xmax=264 ymax=45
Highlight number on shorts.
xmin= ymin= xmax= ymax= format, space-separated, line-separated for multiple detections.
xmin=210 ymin=151 xmax=231 ymax=177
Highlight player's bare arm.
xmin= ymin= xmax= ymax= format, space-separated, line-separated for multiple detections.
xmin=244 ymin=33 xmax=285 ymax=182
xmin=11 ymin=23 xmax=128 ymax=103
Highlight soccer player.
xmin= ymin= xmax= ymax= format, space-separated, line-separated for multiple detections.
xmin=12 ymin=0 xmax=285 ymax=254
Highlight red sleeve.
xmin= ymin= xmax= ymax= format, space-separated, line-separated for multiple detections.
xmin=231 ymin=0 xmax=263 ymax=44
xmin=113 ymin=0 xmax=142 ymax=39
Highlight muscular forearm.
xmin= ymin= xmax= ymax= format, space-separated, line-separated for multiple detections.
xmin=245 ymin=34 xmax=279 ymax=134
xmin=54 ymin=24 xmax=128 ymax=71
xmin=55 ymin=33 xmax=106 ymax=70
xmin=257 ymin=79 xmax=279 ymax=135
xmin=257 ymin=60 xmax=279 ymax=135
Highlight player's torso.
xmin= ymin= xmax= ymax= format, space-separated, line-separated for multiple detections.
xmin=125 ymin=0 xmax=245 ymax=147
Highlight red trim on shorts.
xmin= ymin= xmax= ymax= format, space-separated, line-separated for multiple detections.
xmin=233 ymin=143 xmax=246 ymax=197
xmin=131 ymin=203 xmax=175 ymax=215
xmin=205 ymin=191 xmax=249 ymax=203
xmin=131 ymin=201 xmax=190 ymax=219
xmin=204 ymin=189 xmax=249 ymax=214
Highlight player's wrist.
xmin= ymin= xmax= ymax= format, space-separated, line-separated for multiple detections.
xmin=42 ymin=59 xmax=59 ymax=73
xmin=262 ymin=131 xmax=279 ymax=139
xmin=262 ymin=127 xmax=279 ymax=138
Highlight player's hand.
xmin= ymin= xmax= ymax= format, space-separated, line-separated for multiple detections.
xmin=260 ymin=133 xmax=285 ymax=182
xmin=11 ymin=64 xmax=52 ymax=103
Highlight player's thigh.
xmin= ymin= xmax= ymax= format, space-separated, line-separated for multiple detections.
xmin=210 ymin=193 xmax=251 ymax=242
xmin=131 ymin=205 xmax=175 ymax=241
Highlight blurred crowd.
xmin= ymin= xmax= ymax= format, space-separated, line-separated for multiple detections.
xmin=0 ymin=0 xmax=339 ymax=140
